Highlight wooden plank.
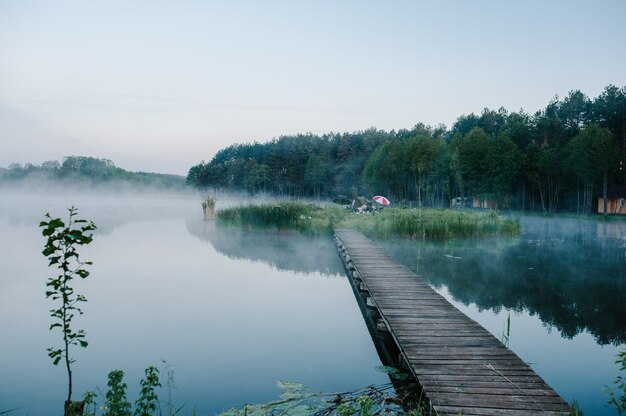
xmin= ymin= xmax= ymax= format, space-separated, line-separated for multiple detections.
xmin=434 ymin=405 xmax=569 ymax=416
xmin=334 ymin=229 xmax=571 ymax=415
xmin=428 ymin=391 xmax=569 ymax=410
xmin=425 ymin=385 xmax=561 ymax=396
xmin=417 ymin=373 xmax=549 ymax=384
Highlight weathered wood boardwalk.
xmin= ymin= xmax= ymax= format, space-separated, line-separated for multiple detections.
xmin=334 ymin=229 xmax=571 ymax=416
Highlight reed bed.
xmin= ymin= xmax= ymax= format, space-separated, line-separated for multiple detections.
xmin=217 ymin=202 xmax=345 ymax=235
xmin=345 ymin=208 xmax=520 ymax=239
xmin=202 ymin=195 xmax=217 ymax=219
xmin=217 ymin=203 xmax=520 ymax=239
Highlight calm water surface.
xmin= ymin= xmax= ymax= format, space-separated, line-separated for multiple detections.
xmin=0 ymin=194 xmax=387 ymax=415
xmin=1 ymin=194 xmax=625 ymax=415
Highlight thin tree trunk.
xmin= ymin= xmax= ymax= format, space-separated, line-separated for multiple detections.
xmin=603 ymin=171 xmax=608 ymax=216
xmin=553 ymin=179 xmax=558 ymax=213
xmin=538 ymin=181 xmax=547 ymax=213
xmin=576 ymin=179 xmax=580 ymax=214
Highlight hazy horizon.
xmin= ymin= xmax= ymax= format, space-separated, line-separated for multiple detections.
xmin=2 ymin=1 xmax=625 ymax=175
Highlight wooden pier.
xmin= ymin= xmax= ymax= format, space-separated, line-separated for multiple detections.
xmin=334 ymin=229 xmax=571 ymax=416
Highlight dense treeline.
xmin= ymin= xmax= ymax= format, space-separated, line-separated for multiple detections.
xmin=188 ymin=84 xmax=626 ymax=213
xmin=1 ymin=156 xmax=186 ymax=191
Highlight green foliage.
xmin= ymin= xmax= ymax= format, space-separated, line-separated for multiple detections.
xmin=218 ymin=202 xmax=345 ymax=235
xmin=218 ymin=380 xmax=316 ymax=416
xmin=83 ymin=391 xmax=98 ymax=416
xmin=346 ymin=208 xmax=520 ymax=239
xmin=80 ymin=367 xmax=427 ymax=416
xmin=2 ymin=155 xmax=185 ymax=190
xmin=355 ymin=396 xmax=375 ymax=415
xmin=78 ymin=363 xmax=186 ymax=416
xmin=362 ymin=139 xmax=411 ymax=200
xmin=40 ymin=207 xmax=96 ymax=404
xmin=216 ymin=381 xmax=415 ymax=416
xmin=570 ymin=400 xmax=584 ymax=416
xmin=454 ymin=128 xmax=519 ymax=205
xmin=606 ymin=351 xmax=626 ymax=415
xmin=218 ymin=203 xmax=520 ymax=239
xmin=202 ymin=195 xmax=216 ymax=210
xmin=566 ymin=124 xmax=617 ymax=214
xmin=336 ymin=402 xmax=356 ymax=416
xmin=304 ymin=154 xmax=328 ymax=198
xmin=161 ymin=360 xmax=185 ymax=416
xmin=375 ymin=365 xmax=412 ymax=382
xmin=185 ymin=85 xmax=626 ymax=214
xmin=134 ymin=366 xmax=162 ymax=416
xmin=103 ymin=370 xmax=132 ymax=416
xmin=202 ymin=195 xmax=217 ymax=219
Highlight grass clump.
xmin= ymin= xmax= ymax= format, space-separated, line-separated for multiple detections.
xmin=202 ymin=195 xmax=216 ymax=219
xmin=217 ymin=202 xmax=520 ymax=239
xmin=217 ymin=202 xmax=345 ymax=235
xmin=345 ymin=208 xmax=520 ymax=239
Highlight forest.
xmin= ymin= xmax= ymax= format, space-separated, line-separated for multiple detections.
xmin=1 ymin=156 xmax=185 ymax=191
xmin=187 ymin=85 xmax=626 ymax=213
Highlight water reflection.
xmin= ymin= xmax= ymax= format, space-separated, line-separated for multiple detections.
xmin=379 ymin=216 xmax=626 ymax=345
xmin=0 ymin=195 xmax=387 ymax=415
xmin=186 ymin=218 xmax=345 ymax=276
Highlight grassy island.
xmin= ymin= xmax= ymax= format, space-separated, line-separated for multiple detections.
xmin=217 ymin=202 xmax=520 ymax=239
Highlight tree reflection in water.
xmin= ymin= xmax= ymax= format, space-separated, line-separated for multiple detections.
xmin=185 ymin=218 xmax=345 ymax=276
xmin=379 ymin=216 xmax=626 ymax=346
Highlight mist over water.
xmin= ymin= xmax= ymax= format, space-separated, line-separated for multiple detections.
xmin=379 ymin=215 xmax=626 ymax=415
xmin=0 ymin=192 xmax=386 ymax=415
xmin=2 ymin=189 xmax=624 ymax=415
xmin=186 ymin=218 xmax=344 ymax=276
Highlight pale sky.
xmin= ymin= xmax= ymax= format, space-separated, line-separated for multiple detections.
xmin=1 ymin=1 xmax=625 ymax=175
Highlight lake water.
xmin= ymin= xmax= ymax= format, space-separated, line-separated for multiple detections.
xmin=1 ymin=194 xmax=624 ymax=415
xmin=0 ymin=193 xmax=388 ymax=415
xmin=378 ymin=215 xmax=626 ymax=415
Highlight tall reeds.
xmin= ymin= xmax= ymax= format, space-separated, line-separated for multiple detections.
xmin=202 ymin=195 xmax=216 ymax=219
xmin=347 ymin=208 xmax=520 ymax=239
xmin=217 ymin=203 xmax=521 ymax=239
xmin=217 ymin=202 xmax=344 ymax=235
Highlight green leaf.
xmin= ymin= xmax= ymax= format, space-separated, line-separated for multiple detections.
xmin=276 ymin=380 xmax=303 ymax=390
xmin=47 ymin=347 xmax=62 ymax=365
xmin=375 ymin=365 xmax=400 ymax=375
xmin=288 ymin=405 xmax=315 ymax=416
xmin=49 ymin=218 xmax=65 ymax=228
